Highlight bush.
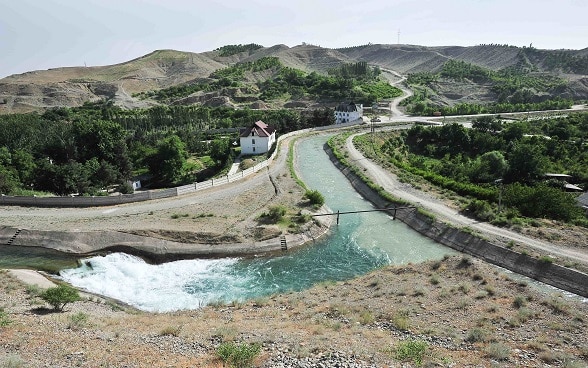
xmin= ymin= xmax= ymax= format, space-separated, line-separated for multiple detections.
xmin=304 ymin=189 xmax=325 ymax=207
xmin=513 ymin=295 xmax=527 ymax=309
xmin=465 ymin=327 xmax=490 ymax=343
xmin=268 ymin=205 xmax=287 ymax=222
xmin=216 ymin=341 xmax=261 ymax=368
xmin=67 ymin=312 xmax=89 ymax=329
xmin=394 ymin=339 xmax=428 ymax=366
xmin=41 ymin=284 xmax=81 ymax=311
xmin=485 ymin=342 xmax=511 ymax=361
xmin=118 ymin=182 xmax=134 ymax=194
xmin=0 ymin=308 xmax=12 ymax=327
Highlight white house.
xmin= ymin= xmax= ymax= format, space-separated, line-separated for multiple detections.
xmin=334 ymin=102 xmax=363 ymax=124
xmin=239 ymin=120 xmax=276 ymax=155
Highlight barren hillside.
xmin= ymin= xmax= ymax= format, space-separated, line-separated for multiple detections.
xmin=1 ymin=43 xmax=586 ymax=114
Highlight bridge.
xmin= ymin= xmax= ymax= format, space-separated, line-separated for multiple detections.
xmin=313 ymin=206 xmax=416 ymax=225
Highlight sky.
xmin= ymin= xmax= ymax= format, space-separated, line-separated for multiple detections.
xmin=1 ymin=0 xmax=586 ymax=79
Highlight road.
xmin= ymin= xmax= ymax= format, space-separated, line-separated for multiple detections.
xmin=344 ymin=131 xmax=588 ymax=266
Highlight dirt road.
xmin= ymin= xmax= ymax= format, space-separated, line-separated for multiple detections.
xmin=344 ymin=131 xmax=588 ymax=267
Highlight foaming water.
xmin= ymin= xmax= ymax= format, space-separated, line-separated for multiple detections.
xmin=60 ymin=254 xmax=243 ymax=312
xmin=61 ymin=135 xmax=454 ymax=312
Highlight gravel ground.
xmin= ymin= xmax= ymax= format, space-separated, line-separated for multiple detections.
xmin=1 ymin=255 xmax=587 ymax=367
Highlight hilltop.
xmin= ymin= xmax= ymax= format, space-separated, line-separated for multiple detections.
xmin=1 ymin=43 xmax=586 ymax=114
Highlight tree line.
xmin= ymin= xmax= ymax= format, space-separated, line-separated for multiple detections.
xmin=0 ymin=104 xmax=335 ymax=196
xmin=357 ymin=113 xmax=588 ymax=224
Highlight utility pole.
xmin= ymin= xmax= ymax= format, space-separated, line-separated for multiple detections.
xmin=397 ymin=29 xmax=400 ymax=44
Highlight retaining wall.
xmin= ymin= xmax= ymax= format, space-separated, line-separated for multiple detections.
xmin=326 ymin=145 xmax=588 ymax=298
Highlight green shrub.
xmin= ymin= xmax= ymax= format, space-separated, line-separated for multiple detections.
xmin=394 ymin=339 xmax=428 ymax=366
xmin=41 ymin=284 xmax=81 ymax=311
xmin=67 ymin=312 xmax=89 ymax=329
xmin=266 ymin=205 xmax=287 ymax=223
xmin=465 ymin=327 xmax=490 ymax=343
xmin=216 ymin=341 xmax=261 ymax=368
xmin=304 ymin=189 xmax=325 ymax=207
xmin=0 ymin=308 xmax=12 ymax=327
xmin=118 ymin=182 xmax=134 ymax=194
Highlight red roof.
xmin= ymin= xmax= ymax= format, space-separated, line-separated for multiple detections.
xmin=240 ymin=120 xmax=276 ymax=138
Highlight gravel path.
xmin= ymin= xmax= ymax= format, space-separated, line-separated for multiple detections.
xmin=344 ymin=133 xmax=588 ymax=267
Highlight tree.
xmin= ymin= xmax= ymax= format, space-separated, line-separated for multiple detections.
xmin=472 ymin=116 xmax=502 ymax=133
xmin=209 ymin=138 xmax=231 ymax=165
xmin=41 ymin=284 xmax=81 ymax=311
xmin=505 ymin=143 xmax=548 ymax=183
xmin=148 ymin=135 xmax=188 ymax=184
xmin=470 ymin=151 xmax=508 ymax=183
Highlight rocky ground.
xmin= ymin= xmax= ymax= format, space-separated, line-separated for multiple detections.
xmin=1 ymin=255 xmax=587 ymax=367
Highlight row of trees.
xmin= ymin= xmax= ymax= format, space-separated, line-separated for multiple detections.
xmin=375 ymin=113 xmax=588 ymax=222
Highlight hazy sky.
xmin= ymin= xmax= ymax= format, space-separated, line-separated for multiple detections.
xmin=1 ymin=0 xmax=586 ymax=79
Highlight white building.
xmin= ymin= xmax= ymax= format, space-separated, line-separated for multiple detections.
xmin=334 ymin=102 xmax=363 ymax=124
xmin=239 ymin=120 xmax=276 ymax=155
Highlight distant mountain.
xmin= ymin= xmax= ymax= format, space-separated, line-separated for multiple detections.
xmin=1 ymin=43 xmax=586 ymax=114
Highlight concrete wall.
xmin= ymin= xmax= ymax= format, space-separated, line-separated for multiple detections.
xmin=326 ymin=147 xmax=588 ymax=298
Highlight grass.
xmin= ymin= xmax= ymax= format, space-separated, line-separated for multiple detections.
xmin=485 ymin=342 xmax=511 ymax=361
xmin=67 ymin=312 xmax=90 ymax=330
xmin=216 ymin=341 xmax=261 ymax=368
xmin=390 ymin=310 xmax=411 ymax=331
xmin=543 ymin=295 xmax=570 ymax=314
xmin=159 ymin=325 xmax=182 ymax=337
xmin=393 ymin=339 xmax=428 ymax=366
xmin=513 ymin=295 xmax=527 ymax=308
xmin=0 ymin=308 xmax=12 ymax=327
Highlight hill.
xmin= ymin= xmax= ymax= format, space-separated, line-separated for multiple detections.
xmin=0 ymin=43 xmax=586 ymax=114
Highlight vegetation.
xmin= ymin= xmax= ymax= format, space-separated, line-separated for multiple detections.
xmin=41 ymin=284 xmax=81 ymax=311
xmin=304 ymin=189 xmax=325 ymax=207
xmin=403 ymin=59 xmax=574 ymax=116
xmin=0 ymin=308 xmax=12 ymax=327
xmin=393 ymin=339 xmax=429 ymax=366
xmin=354 ymin=113 xmax=588 ymax=225
xmin=0 ymin=103 xmax=332 ymax=196
xmin=216 ymin=341 xmax=261 ymax=367
xmin=140 ymin=59 xmax=401 ymax=105
xmin=215 ymin=43 xmax=264 ymax=57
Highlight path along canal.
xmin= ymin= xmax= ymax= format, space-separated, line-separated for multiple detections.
xmin=58 ymin=135 xmax=454 ymax=311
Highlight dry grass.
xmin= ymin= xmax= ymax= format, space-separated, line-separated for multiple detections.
xmin=1 ymin=256 xmax=587 ymax=367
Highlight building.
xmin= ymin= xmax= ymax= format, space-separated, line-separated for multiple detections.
xmin=239 ymin=120 xmax=276 ymax=155
xmin=334 ymin=102 xmax=363 ymax=124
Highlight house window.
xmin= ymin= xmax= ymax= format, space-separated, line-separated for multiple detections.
xmin=252 ymin=147 xmax=256 ymax=152
xmin=252 ymin=139 xmax=255 ymax=144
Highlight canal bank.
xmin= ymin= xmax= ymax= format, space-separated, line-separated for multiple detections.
xmin=325 ymin=139 xmax=588 ymax=298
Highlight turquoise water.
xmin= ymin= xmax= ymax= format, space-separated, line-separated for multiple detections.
xmin=58 ymin=135 xmax=453 ymax=312
xmin=0 ymin=244 xmax=79 ymax=272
